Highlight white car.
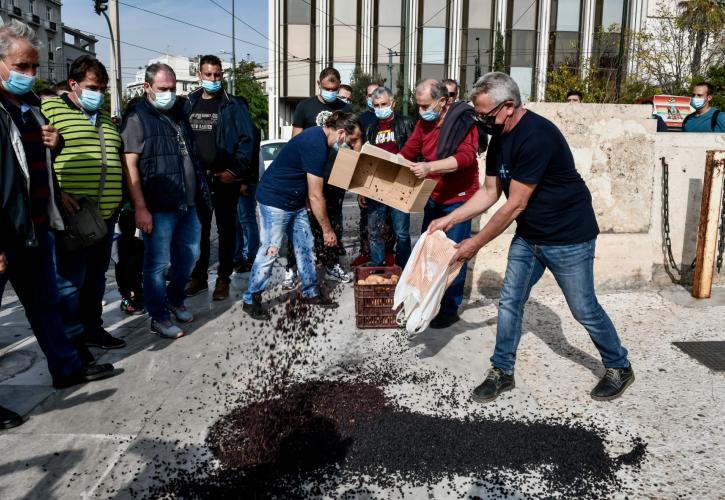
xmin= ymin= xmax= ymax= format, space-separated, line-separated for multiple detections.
xmin=260 ymin=139 xmax=288 ymax=172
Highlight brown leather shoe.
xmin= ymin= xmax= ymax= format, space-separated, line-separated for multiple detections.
xmin=212 ymin=278 xmax=230 ymax=301
xmin=185 ymin=277 xmax=208 ymax=297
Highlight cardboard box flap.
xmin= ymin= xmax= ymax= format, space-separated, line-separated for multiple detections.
xmin=360 ymin=143 xmax=415 ymax=167
xmin=328 ymin=147 xmax=359 ymax=190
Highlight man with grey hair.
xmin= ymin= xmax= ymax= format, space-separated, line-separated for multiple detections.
xmin=399 ymin=78 xmax=479 ymax=329
xmin=0 ymin=20 xmax=118 ymax=424
xmin=428 ymin=71 xmax=633 ymax=403
xmin=122 ymin=62 xmax=212 ymax=339
xmin=361 ymin=86 xmax=416 ymax=268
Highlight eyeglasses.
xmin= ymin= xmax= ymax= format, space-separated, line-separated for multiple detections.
xmin=448 ymin=92 xmax=456 ymax=98
xmin=474 ymin=101 xmax=506 ymax=121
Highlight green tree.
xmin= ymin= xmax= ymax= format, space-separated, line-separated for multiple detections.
xmin=493 ymin=22 xmax=506 ymax=73
xmin=231 ymin=59 xmax=269 ymax=135
xmin=676 ymin=0 xmax=725 ymax=77
xmin=349 ymin=66 xmax=385 ymax=113
xmin=706 ymin=64 xmax=725 ymax=110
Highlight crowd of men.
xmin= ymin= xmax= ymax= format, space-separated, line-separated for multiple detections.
xmin=2 ymin=17 xmax=724 ymax=429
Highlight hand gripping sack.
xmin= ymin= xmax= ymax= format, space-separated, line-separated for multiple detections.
xmin=393 ymin=230 xmax=463 ymax=333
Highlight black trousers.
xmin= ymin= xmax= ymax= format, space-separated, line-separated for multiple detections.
xmin=115 ymin=208 xmax=144 ymax=299
xmin=286 ymin=185 xmax=345 ymax=270
xmin=192 ymin=178 xmax=241 ymax=283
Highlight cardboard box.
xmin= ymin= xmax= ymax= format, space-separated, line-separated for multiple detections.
xmin=328 ymin=143 xmax=437 ymax=213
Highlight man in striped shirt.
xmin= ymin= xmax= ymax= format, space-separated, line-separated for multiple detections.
xmin=42 ymin=56 xmax=125 ymax=357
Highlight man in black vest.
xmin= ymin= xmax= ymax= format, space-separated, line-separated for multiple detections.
xmin=122 ymin=63 xmax=212 ymax=339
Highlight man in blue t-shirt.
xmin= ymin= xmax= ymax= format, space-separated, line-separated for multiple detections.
xmin=242 ymin=112 xmax=363 ymax=320
xmin=427 ymin=72 xmax=633 ymax=404
xmin=682 ymin=82 xmax=725 ymax=133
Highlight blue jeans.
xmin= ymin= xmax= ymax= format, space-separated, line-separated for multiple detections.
xmin=368 ymin=199 xmax=411 ymax=268
xmin=0 ymin=226 xmax=82 ymax=381
xmin=142 ymin=207 xmax=201 ymax=322
xmin=243 ymin=203 xmax=318 ymax=302
xmin=53 ymin=216 xmax=116 ymax=339
xmin=491 ymin=236 xmax=630 ymax=374
xmin=421 ymin=199 xmax=471 ymax=316
xmin=234 ymin=183 xmax=259 ymax=264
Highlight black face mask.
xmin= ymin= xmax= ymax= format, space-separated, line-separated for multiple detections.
xmin=477 ymin=116 xmax=504 ymax=136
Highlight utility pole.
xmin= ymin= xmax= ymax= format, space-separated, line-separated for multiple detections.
xmin=387 ymin=49 xmax=393 ymax=89
xmin=94 ymin=0 xmax=122 ymax=118
xmin=401 ymin=0 xmax=410 ymax=115
xmin=230 ymin=0 xmax=236 ymax=96
xmin=474 ymin=37 xmax=481 ymax=82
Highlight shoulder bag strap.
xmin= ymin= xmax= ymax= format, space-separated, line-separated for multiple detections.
xmin=95 ymin=115 xmax=108 ymax=203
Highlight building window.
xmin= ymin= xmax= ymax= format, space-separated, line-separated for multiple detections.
xmin=506 ymin=0 xmax=539 ymax=99
xmin=416 ymin=0 xmax=448 ymax=80
xmin=460 ymin=0 xmax=495 ymax=97
xmin=330 ymin=0 xmax=360 ymax=84
xmin=548 ymin=0 xmax=582 ymax=70
xmin=594 ymin=0 xmax=625 ymax=68
xmin=287 ymin=0 xmax=312 ymax=24
xmin=284 ymin=0 xmax=314 ymax=97
xmin=29 ymin=0 xmax=35 ymax=15
xmin=47 ymin=6 xmax=53 ymax=21
xmin=373 ymin=0 xmax=403 ymax=90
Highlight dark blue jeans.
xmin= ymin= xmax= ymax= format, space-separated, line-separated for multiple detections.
xmin=492 ymin=236 xmax=630 ymax=374
xmin=53 ymin=216 xmax=116 ymax=339
xmin=0 ymin=226 xmax=82 ymax=381
xmin=421 ymin=199 xmax=471 ymax=316
xmin=367 ymin=199 xmax=411 ymax=268
xmin=234 ymin=183 xmax=260 ymax=264
xmin=143 ymin=207 xmax=201 ymax=322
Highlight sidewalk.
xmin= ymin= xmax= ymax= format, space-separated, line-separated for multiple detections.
xmin=0 ymin=266 xmax=723 ymax=498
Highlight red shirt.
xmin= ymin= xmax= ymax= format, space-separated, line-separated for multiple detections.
xmin=372 ymin=117 xmax=399 ymax=154
xmin=399 ymin=118 xmax=479 ymax=204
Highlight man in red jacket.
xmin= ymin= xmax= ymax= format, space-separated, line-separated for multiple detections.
xmin=400 ymin=79 xmax=479 ymax=328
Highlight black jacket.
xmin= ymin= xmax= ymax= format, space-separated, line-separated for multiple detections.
xmin=123 ymin=97 xmax=211 ymax=213
xmin=185 ymin=88 xmax=260 ymax=184
xmin=0 ymin=93 xmax=65 ymax=253
xmin=364 ymin=113 xmax=416 ymax=151
xmin=437 ymin=101 xmax=476 ymax=159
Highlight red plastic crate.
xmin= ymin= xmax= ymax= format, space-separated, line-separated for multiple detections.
xmin=353 ymin=266 xmax=402 ymax=329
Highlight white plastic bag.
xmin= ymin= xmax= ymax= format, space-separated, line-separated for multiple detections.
xmin=393 ymin=230 xmax=463 ymax=333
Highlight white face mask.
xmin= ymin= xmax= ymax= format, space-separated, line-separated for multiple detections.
xmin=149 ymin=89 xmax=176 ymax=110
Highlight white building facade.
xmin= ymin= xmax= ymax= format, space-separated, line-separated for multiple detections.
xmin=267 ymin=0 xmax=663 ymax=139
xmin=126 ymin=54 xmax=233 ymax=98
xmin=0 ymin=0 xmax=62 ymax=82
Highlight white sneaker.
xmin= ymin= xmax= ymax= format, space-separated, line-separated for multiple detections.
xmin=282 ymin=268 xmax=297 ymax=290
xmin=325 ymin=264 xmax=352 ymax=283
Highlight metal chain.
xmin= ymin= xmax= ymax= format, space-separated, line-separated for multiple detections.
xmin=661 ymin=157 xmax=682 ymax=275
xmin=716 ymin=173 xmax=725 ymax=272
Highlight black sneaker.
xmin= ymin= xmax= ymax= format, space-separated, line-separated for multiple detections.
xmin=591 ymin=366 xmax=635 ymax=401
xmin=243 ymin=294 xmax=270 ymax=320
xmin=71 ymin=336 xmax=96 ymax=365
xmin=52 ymin=363 xmax=121 ymax=389
xmin=429 ymin=312 xmax=460 ymax=329
xmin=471 ymin=368 xmax=516 ymax=403
xmin=0 ymin=405 xmax=23 ymax=430
xmin=83 ymin=328 xmax=126 ymax=349
xmin=301 ymin=295 xmax=339 ymax=309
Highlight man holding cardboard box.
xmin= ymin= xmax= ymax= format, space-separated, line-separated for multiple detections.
xmin=399 ymin=79 xmax=479 ymax=329
xmin=242 ymin=111 xmax=363 ymax=320
xmin=428 ymin=72 xmax=633 ymax=403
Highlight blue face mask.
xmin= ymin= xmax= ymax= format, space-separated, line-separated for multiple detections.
xmin=151 ymin=90 xmax=176 ymax=111
xmin=691 ymin=97 xmax=706 ymax=110
xmin=375 ymin=106 xmax=393 ymax=120
xmin=78 ymin=89 xmax=105 ymax=112
xmin=320 ymin=89 xmax=338 ymax=102
xmin=367 ymin=97 xmax=374 ymax=109
xmin=1 ymin=62 xmax=36 ymax=95
xmin=201 ymin=79 xmax=222 ymax=93
xmin=420 ymin=103 xmax=441 ymax=122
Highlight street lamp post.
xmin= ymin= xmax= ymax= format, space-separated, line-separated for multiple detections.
xmin=230 ymin=0 xmax=236 ymax=96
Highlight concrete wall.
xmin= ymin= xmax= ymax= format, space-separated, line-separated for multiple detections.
xmin=469 ymin=103 xmax=725 ymax=297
